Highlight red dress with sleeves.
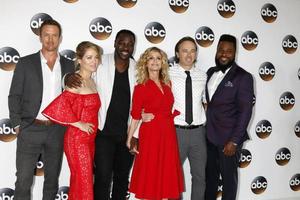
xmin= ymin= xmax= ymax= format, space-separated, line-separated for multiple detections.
xmin=129 ymin=80 xmax=184 ymax=199
xmin=42 ymin=90 xmax=101 ymax=200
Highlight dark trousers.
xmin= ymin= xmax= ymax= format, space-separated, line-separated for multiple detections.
xmin=14 ymin=124 xmax=65 ymax=200
xmin=94 ymin=134 xmax=134 ymax=200
xmin=205 ymin=140 xmax=241 ymax=200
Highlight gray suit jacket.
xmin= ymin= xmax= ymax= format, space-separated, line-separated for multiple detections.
xmin=8 ymin=51 xmax=74 ymax=129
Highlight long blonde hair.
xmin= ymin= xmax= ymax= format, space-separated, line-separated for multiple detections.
xmin=136 ymin=47 xmax=170 ymax=85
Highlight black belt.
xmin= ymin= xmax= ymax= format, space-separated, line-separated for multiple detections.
xmin=175 ymin=124 xmax=203 ymax=130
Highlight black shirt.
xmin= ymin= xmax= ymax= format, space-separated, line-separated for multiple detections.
xmin=102 ymin=68 xmax=130 ymax=136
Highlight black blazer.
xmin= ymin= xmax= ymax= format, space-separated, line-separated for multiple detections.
xmin=8 ymin=51 xmax=74 ymax=129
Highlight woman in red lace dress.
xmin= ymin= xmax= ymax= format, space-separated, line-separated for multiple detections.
xmin=42 ymin=41 xmax=102 ymax=200
xmin=127 ymin=47 xmax=184 ymax=200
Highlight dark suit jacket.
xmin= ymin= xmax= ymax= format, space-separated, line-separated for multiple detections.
xmin=205 ymin=62 xmax=254 ymax=146
xmin=8 ymin=51 xmax=74 ymax=129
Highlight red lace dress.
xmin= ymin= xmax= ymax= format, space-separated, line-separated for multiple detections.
xmin=129 ymin=80 xmax=184 ymax=199
xmin=42 ymin=90 xmax=101 ymax=200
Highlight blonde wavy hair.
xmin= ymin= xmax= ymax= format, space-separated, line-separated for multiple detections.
xmin=136 ymin=47 xmax=170 ymax=85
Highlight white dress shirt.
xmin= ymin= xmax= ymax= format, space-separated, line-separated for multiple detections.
xmin=169 ymin=63 xmax=207 ymax=126
xmin=207 ymin=67 xmax=231 ymax=101
xmin=36 ymin=52 xmax=62 ymax=120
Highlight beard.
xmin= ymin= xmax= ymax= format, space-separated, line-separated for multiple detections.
xmin=215 ymin=55 xmax=235 ymax=72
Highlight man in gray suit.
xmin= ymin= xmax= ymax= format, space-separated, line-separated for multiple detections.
xmin=8 ymin=19 xmax=74 ymax=200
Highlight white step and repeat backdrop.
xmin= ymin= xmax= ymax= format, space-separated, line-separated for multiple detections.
xmin=0 ymin=0 xmax=299 ymax=199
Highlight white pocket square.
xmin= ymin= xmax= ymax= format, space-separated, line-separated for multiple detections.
xmin=225 ymin=81 xmax=233 ymax=87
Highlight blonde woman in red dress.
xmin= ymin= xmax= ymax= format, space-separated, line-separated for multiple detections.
xmin=42 ymin=41 xmax=102 ymax=200
xmin=127 ymin=47 xmax=184 ymax=200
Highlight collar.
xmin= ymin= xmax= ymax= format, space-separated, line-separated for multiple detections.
xmin=40 ymin=51 xmax=60 ymax=63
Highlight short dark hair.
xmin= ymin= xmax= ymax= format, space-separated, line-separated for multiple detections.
xmin=174 ymin=36 xmax=197 ymax=63
xmin=115 ymin=29 xmax=135 ymax=42
xmin=39 ymin=19 xmax=62 ymax=37
xmin=218 ymin=34 xmax=236 ymax=50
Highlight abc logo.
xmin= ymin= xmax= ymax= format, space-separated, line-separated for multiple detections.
xmin=0 ymin=47 xmax=20 ymax=71
xmin=35 ymin=154 xmax=45 ymax=176
xmin=255 ymin=120 xmax=272 ymax=139
xmin=251 ymin=176 xmax=267 ymax=194
xmin=169 ymin=0 xmax=189 ymax=13
xmin=60 ymin=49 xmax=76 ymax=61
xmin=282 ymin=35 xmax=298 ymax=54
xmin=279 ymin=92 xmax=295 ymax=111
xmin=294 ymin=121 xmax=300 ymax=138
xmin=217 ymin=0 xmax=235 ymax=18
xmin=117 ymin=0 xmax=137 ymax=8
xmin=89 ymin=17 xmax=112 ymax=40
xmin=290 ymin=174 xmax=300 ymax=191
xmin=63 ymin=0 xmax=78 ymax=3
xmin=0 ymin=119 xmax=17 ymax=142
xmin=30 ymin=13 xmax=53 ymax=36
xmin=195 ymin=26 xmax=214 ymax=47
xmin=275 ymin=148 xmax=291 ymax=166
xmin=241 ymin=31 xmax=259 ymax=50
xmin=55 ymin=186 xmax=69 ymax=200
xmin=259 ymin=62 xmax=275 ymax=81
xmin=168 ymin=56 xmax=177 ymax=68
xmin=0 ymin=188 xmax=14 ymax=200
xmin=144 ymin=22 xmax=166 ymax=44
xmin=261 ymin=3 xmax=277 ymax=23
xmin=298 ymin=68 xmax=300 ymax=80
xmin=239 ymin=149 xmax=252 ymax=168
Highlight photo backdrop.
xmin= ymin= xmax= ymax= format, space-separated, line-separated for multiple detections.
xmin=0 ymin=0 xmax=299 ymax=199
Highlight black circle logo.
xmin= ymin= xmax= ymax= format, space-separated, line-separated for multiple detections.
xmin=60 ymin=49 xmax=76 ymax=61
xmin=168 ymin=56 xmax=177 ymax=68
xmin=35 ymin=154 xmax=44 ymax=176
xmin=30 ymin=13 xmax=53 ymax=36
xmin=55 ymin=186 xmax=69 ymax=200
xmin=0 ymin=118 xmax=17 ymax=142
xmin=169 ymin=0 xmax=189 ymax=13
xmin=195 ymin=26 xmax=214 ymax=47
xmin=261 ymin=3 xmax=277 ymax=23
xmin=239 ymin=149 xmax=252 ymax=168
xmin=259 ymin=62 xmax=275 ymax=81
xmin=294 ymin=121 xmax=300 ymax=138
xmin=255 ymin=120 xmax=272 ymax=139
xmin=217 ymin=0 xmax=236 ymax=18
xmin=275 ymin=147 xmax=291 ymax=166
xmin=279 ymin=92 xmax=295 ymax=111
xmin=117 ymin=0 xmax=137 ymax=8
xmin=251 ymin=176 xmax=268 ymax=194
xmin=241 ymin=31 xmax=259 ymax=50
xmin=144 ymin=22 xmax=166 ymax=44
xmin=89 ymin=17 xmax=112 ymax=40
xmin=0 ymin=188 xmax=14 ymax=199
xmin=0 ymin=47 xmax=20 ymax=71
xmin=290 ymin=174 xmax=300 ymax=191
xmin=282 ymin=35 xmax=298 ymax=54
